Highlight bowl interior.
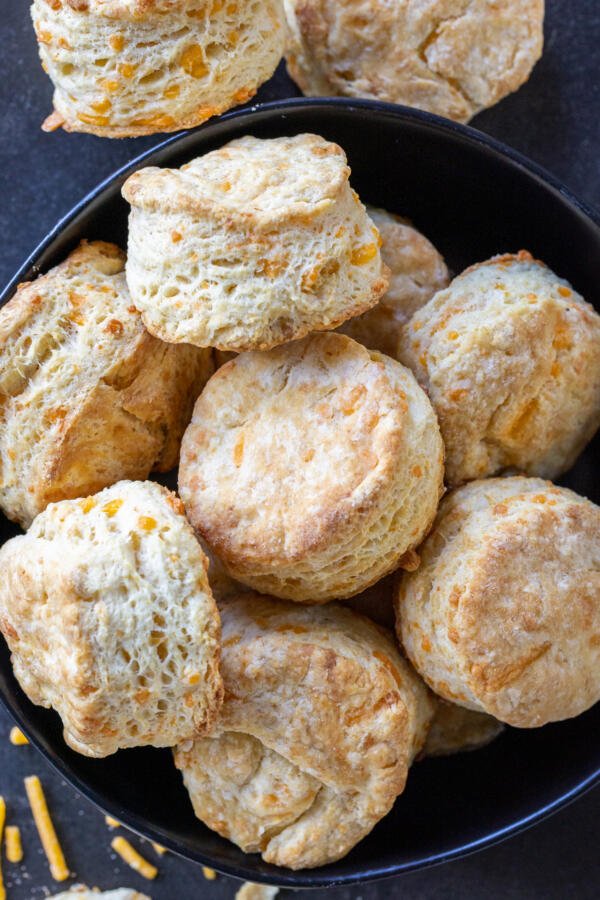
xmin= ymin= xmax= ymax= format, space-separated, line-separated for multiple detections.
xmin=1 ymin=99 xmax=599 ymax=888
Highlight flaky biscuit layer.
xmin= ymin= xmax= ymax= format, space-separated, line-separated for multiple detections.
xmin=0 ymin=240 xmax=212 ymax=528
xmin=0 ymin=480 xmax=223 ymax=757
xmin=123 ymin=135 xmax=389 ymax=350
xmin=32 ymin=0 xmax=285 ymax=137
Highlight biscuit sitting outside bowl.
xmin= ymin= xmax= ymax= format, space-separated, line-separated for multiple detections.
xmin=398 ymin=251 xmax=600 ymax=486
xmin=32 ymin=0 xmax=286 ymax=137
xmin=395 ymin=476 xmax=600 ymax=728
xmin=174 ymin=593 xmax=434 ymax=870
xmin=122 ymin=134 xmax=389 ymax=351
xmin=0 ymin=481 xmax=223 ymax=758
xmin=0 ymin=240 xmax=213 ymax=529
xmin=178 ymin=332 xmax=444 ymax=603
xmin=284 ymin=0 xmax=545 ymax=124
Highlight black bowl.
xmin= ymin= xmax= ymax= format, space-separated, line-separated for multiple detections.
xmin=1 ymin=98 xmax=599 ymax=889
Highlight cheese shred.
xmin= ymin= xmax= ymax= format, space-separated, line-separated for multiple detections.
xmin=111 ymin=836 xmax=158 ymax=880
xmin=0 ymin=796 xmax=6 ymax=900
xmin=5 ymin=826 xmax=23 ymax=863
xmin=24 ymin=775 xmax=69 ymax=881
xmin=9 ymin=727 xmax=29 ymax=746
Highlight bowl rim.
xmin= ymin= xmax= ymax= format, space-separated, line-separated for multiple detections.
xmin=1 ymin=96 xmax=599 ymax=889
xmin=2 ymin=96 xmax=599 ymax=298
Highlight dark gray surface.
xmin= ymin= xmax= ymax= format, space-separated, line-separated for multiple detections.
xmin=0 ymin=1 xmax=599 ymax=898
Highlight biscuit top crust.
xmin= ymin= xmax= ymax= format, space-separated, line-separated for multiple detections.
xmin=214 ymin=593 xmax=429 ymax=768
xmin=399 ymin=477 xmax=600 ymax=726
xmin=122 ymin=134 xmax=350 ymax=224
xmin=285 ymin=0 xmax=544 ymax=122
xmin=64 ymin=0 xmax=190 ymax=19
xmin=401 ymin=250 xmax=600 ymax=483
xmin=179 ymin=333 xmax=407 ymax=562
xmin=0 ymin=480 xmax=223 ymax=755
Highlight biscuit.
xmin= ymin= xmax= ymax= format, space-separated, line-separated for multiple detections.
xmin=122 ymin=134 xmax=389 ymax=351
xmin=32 ymin=0 xmax=285 ymax=137
xmin=174 ymin=593 xmax=434 ymax=869
xmin=344 ymin=572 xmax=396 ymax=629
xmin=0 ymin=240 xmax=212 ymax=528
xmin=179 ymin=332 xmax=444 ymax=602
xmin=50 ymin=890 xmax=150 ymax=900
xmin=339 ymin=206 xmax=449 ymax=356
xmin=284 ymin=0 xmax=544 ymax=123
xmin=421 ymin=700 xmax=503 ymax=758
xmin=398 ymin=252 xmax=600 ymax=486
xmin=395 ymin=477 xmax=600 ymax=728
xmin=197 ymin=536 xmax=246 ymax=603
xmin=0 ymin=481 xmax=223 ymax=757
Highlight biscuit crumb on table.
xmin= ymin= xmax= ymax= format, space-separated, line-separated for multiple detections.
xmin=48 ymin=887 xmax=151 ymax=899
xmin=235 ymin=883 xmax=279 ymax=900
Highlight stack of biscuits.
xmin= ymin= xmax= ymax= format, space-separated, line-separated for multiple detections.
xmin=1 ymin=131 xmax=599 ymax=871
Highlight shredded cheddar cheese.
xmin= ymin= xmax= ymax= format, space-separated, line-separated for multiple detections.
xmin=111 ymin=836 xmax=157 ymax=880
xmin=0 ymin=796 xmax=6 ymax=900
xmin=5 ymin=826 xmax=22 ymax=864
xmin=9 ymin=727 xmax=29 ymax=746
xmin=151 ymin=842 xmax=167 ymax=855
xmin=202 ymin=866 xmax=217 ymax=880
xmin=24 ymin=775 xmax=69 ymax=881
xmin=105 ymin=815 xmax=121 ymax=828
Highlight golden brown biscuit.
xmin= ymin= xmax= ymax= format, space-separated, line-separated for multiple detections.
xmin=123 ymin=134 xmax=389 ymax=351
xmin=0 ymin=241 xmax=212 ymax=528
xmin=398 ymin=252 xmax=600 ymax=486
xmin=421 ymin=700 xmax=503 ymax=758
xmin=179 ymin=333 xmax=444 ymax=602
xmin=344 ymin=573 xmax=396 ymax=629
xmin=339 ymin=206 xmax=449 ymax=357
xmin=0 ymin=481 xmax=222 ymax=758
xmin=174 ymin=593 xmax=434 ymax=869
xmin=395 ymin=477 xmax=600 ymax=728
xmin=284 ymin=0 xmax=544 ymax=123
xmin=32 ymin=0 xmax=285 ymax=137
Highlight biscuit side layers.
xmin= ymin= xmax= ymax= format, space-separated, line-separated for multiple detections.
xmin=32 ymin=0 xmax=285 ymax=137
xmin=0 ymin=241 xmax=212 ymax=528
